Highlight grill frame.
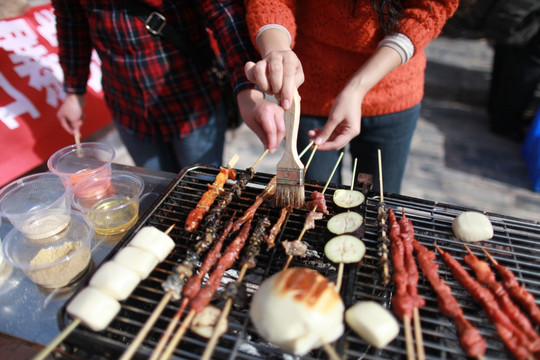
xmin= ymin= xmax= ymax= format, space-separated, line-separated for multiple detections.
xmin=58 ymin=165 xmax=540 ymax=359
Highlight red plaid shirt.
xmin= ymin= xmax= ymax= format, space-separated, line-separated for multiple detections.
xmin=51 ymin=0 xmax=259 ymax=141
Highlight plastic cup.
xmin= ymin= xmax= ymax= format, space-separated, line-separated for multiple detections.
xmin=0 ymin=172 xmax=72 ymax=241
xmin=47 ymin=142 xmax=115 ymax=190
xmin=2 ymin=212 xmax=93 ymax=288
xmin=71 ymin=171 xmax=144 ymax=236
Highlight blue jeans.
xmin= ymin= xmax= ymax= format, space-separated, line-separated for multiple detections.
xmin=115 ymin=104 xmax=226 ymax=173
xmin=297 ymin=104 xmax=420 ymax=194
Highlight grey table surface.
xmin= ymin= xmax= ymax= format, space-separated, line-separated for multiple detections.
xmin=0 ymin=163 xmax=176 ymax=347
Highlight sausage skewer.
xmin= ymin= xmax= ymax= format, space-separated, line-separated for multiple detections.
xmin=434 ymin=244 xmax=534 ymax=359
xmin=482 ymin=248 xmax=540 ymax=326
xmin=414 ymin=241 xmax=487 ymax=358
xmin=387 ymin=208 xmax=417 ymax=360
xmin=463 ymin=245 xmax=540 ymax=353
xmin=200 ymin=216 xmax=272 ymax=360
xmin=283 ymin=152 xmax=344 ymax=269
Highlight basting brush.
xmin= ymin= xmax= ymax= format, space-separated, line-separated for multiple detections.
xmin=275 ymin=88 xmax=305 ymax=208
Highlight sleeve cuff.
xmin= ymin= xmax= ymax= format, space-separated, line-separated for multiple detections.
xmin=255 ymin=24 xmax=292 ymax=47
xmin=377 ymin=33 xmax=415 ymax=64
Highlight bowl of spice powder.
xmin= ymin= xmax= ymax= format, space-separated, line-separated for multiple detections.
xmin=2 ymin=213 xmax=93 ymax=288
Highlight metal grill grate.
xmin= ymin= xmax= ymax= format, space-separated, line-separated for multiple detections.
xmin=59 ymin=165 xmax=540 ymax=359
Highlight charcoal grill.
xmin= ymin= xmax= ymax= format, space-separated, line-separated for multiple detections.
xmin=58 ymin=165 xmax=540 ymax=359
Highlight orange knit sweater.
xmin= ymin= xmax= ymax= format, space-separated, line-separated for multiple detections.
xmin=245 ymin=0 xmax=458 ymax=117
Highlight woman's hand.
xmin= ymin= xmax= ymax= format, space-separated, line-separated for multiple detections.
xmin=309 ymin=86 xmax=364 ymax=151
xmin=244 ymin=28 xmax=304 ymax=110
xmin=311 ymin=46 xmax=403 ymax=150
xmin=57 ymin=93 xmax=86 ymax=135
xmin=236 ymin=89 xmax=285 ymax=154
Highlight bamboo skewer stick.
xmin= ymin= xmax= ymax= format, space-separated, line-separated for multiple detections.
xmin=403 ymin=314 xmax=416 ymax=360
xmin=33 ymin=318 xmax=81 ymax=360
xmin=303 ymin=144 xmax=318 ymax=173
xmin=200 ymin=265 xmax=249 ymax=360
xmin=333 ymin=158 xmax=358 ymax=292
xmin=117 ymin=224 xmax=176 ymax=360
xmin=298 ymin=140 xmax=315 ymax=158
xmin=413 ymin=307 xmax=425 ymax=360
xmin=283 ymin=152 xmax=344 ymax=270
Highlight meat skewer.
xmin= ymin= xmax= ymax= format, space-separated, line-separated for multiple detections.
xmin=149 ymin=214 xmax=236 ymax=360
xmin=482 ymin=248 xmax=540 ymax=326
xmin=185 ymin=154 xmax=238 ymax=232
xmin=463 ymin=245 xmax=540 ymax=353
xmin=265 ymin=206 xmax=291 ymax=248
xmin=159 ymin=219 xmax=254 ymax=360
xmin=376 ymin=149 xmax=391 ymax=285
xmin=413 ymin=241 xmax=487 ymax=358
xmin=200 ymin=216 xmax=272 ymax=360
xmin=396 ymin=210 xmax=425 ymax=360
xmin=283 ymin=152 xmax=344 ymax=269
xmin=434 ymin=244 xmax=534 ymax=360
xmin=387 ymin=208 xmax=417 ymax=360
xmin=159 ymin=176 xmax=276 ymax=359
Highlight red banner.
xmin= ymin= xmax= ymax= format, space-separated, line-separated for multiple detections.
xmin=0 ymin=4 xmax=112 ymax=187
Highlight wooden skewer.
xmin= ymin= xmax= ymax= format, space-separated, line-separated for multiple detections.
xmin=74 ymin=130 xmax=82 ymax=157
xmin=252 ymin=149 xmax=269 ymax=170
xmin=377 ymin=149 xmax=390 ymax=285
xmin=200 ymin=266 xmax=249 ymax=360
xmin=334 ymin=158 xmax=358 ymax=292
xmin=481 ymin=247 xmax=499 ymax=265
xmin=298 ymin=140 xmax=315 ymax=158
xmin=403 ymin=314 xmax=416 ymax=360
xmin=34 ymin=318 xmax=81 ymax=360
xmin=322 ymin=341 xmax=343 ymax=360
xmin=147 ymin=297 xmax=189 ymax=360
xmin=413 ymin=307 xmax=425 ymax=360
xmin=119 ymin=224 xmax=176 ymax=360
xmin=303 ymin=144 xmax=318 ymax=173
xmin=283 ymin=152 xmax=344 ymax=270
xmin=159 ymin=310 xmax=196 ymax=360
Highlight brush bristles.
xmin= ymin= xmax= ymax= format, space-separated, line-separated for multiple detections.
xmin=274 ymin=183 xmax=305 ymax=208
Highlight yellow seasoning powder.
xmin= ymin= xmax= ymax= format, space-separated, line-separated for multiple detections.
xmin=29 ymin=241 xmax=90 ymax=288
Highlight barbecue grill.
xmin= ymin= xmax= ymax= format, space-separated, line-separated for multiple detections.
xmin=58 ymin=165 xmax=540 ymax=359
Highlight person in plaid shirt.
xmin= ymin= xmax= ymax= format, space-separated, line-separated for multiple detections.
xmin=52 ymin=0 xmax=284 ymax=172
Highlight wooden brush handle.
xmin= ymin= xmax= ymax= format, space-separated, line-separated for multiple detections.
xmin=283 ymin=89 xmax=302 ymax=163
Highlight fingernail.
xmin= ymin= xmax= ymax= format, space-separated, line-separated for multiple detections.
xmin=314 ymin=136 xmax=323 ymax=145
xmin=282 ymin=99 xmax=290 ymax=109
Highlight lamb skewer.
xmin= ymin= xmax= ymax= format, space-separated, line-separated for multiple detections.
xmin=435 ymin=244 xmax=534 ymax=359
xmin=463 ymin=246 xmax=540 ymax=352
xmin=482 ymin=248 xmax=540 ymax=326
xmin=414 ymin=241 xmax=486 ymax=358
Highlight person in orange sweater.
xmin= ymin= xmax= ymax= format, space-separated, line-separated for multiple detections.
xmin=243 ymin=0 xmax=458 ymax=193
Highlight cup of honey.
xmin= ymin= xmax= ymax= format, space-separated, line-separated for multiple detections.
xmin=70 ymin=171 xmax=144 ymax=236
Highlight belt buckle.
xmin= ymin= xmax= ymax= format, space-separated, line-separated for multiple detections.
xmin=145 ymin=11 xmax=166 ymax=36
